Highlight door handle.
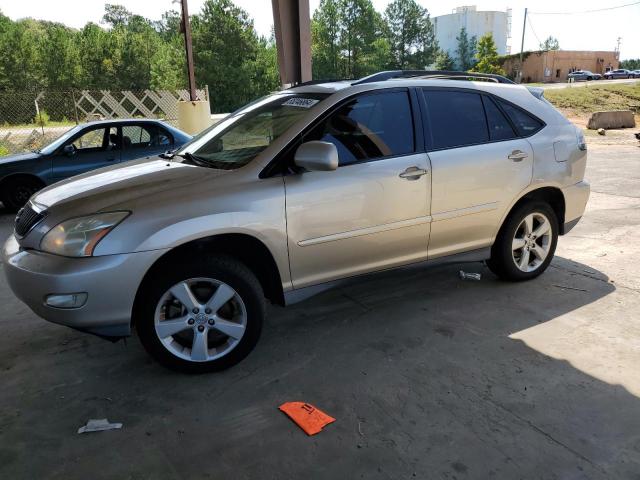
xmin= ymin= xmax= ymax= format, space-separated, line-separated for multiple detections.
xmin=106 ymin=157 xmax=116 ymax=162
xmin=508 ymin=150 xmax=528 ymax=162
xmin=399 ymin=166 xmax=428 ymax=180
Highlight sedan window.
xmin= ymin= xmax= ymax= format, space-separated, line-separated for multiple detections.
xmin=72 ymin=127 xmax=106 ymax=150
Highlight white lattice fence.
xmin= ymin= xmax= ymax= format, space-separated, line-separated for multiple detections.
xmin=75 ymin=88 xmax=208 ymax=124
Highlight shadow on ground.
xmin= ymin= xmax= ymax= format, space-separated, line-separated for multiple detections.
xmin=1 ymin=248 xmax=636 ymax=479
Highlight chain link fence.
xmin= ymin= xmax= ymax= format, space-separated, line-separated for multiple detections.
xmin=0 ymin=87 xmax=208 ymax=156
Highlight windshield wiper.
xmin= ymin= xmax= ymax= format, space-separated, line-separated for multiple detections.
xmin=176 ymin=152 xmax=215 ymax=168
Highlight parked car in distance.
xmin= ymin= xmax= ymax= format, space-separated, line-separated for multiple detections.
xmin=568 ymin=70 xmax=601 ymax=81
xmin=2 ymin=70 xmax=590 ymax=373
xmin=632 ymin=70 xmax=640 ymax=78
xmin=603 ymin=69 xmax=633 ymax=79
xmin=0 ymin=119 xmax=191 ymax=211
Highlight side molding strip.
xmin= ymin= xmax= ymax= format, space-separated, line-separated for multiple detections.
xmin=298 ymin=216 xmax=432 ymax=247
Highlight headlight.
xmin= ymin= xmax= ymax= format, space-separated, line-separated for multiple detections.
xmin=40 ymin=211 xmax=130 ymax=257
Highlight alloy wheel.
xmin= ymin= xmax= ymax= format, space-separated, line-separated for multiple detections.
xmin=511 ymin=212 xmax=553 ymax=273
xmin=154 ymin=277 xmax=247 ymax=362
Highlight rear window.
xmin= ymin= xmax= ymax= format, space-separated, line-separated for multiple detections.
xmin=482 ymin=96 xmax=517 ymax=141
xmin=423 ymin=90 xmax=488 ymax=149
xmin=497 ymin=99 xmax=544 ymax=136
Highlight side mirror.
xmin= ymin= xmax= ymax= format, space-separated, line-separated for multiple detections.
xmin=63 ymin=144 xmax=76 ymax=156
xmin=294 ymin=141 xmax=338 ymax=172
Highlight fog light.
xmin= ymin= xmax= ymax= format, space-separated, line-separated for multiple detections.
xmin=45 ymin=293 xmax=88 ymax=309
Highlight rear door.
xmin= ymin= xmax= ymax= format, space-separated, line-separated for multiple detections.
xmin=120 ymin=123 xmax=173 ymax=162
xmin=51 ymin=125 xmax=121 ymax=180
xmin=421 ymin=88 xmax=539 ymax=259
xmin=284 ymin=89 xmax=431 ymax=288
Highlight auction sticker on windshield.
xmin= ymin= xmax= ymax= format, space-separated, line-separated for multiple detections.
xmin=283 ymin=98 xmax=320 ymax=108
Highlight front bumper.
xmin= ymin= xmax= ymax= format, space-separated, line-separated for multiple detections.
xmin=561 ymin=180 xmax=590 ymax=234
xmin=2 ymin=235 xmax=168 ymax=337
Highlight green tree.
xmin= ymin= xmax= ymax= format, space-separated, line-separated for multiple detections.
xmin=620 ymin=59 xmax=640 ymax=70
xmin=191 ymin=0 xmax=261 ymax=112
xmin=338 ymin=0 xmax=380 ymax=78
xmin=311 ymin=0 xmax=341 ymax=79
xmin=474 ymin=33 xmax=504 ymax=75
xmin=539 ymin=36 xmax=560 ymax=51
xmin=384 ymin=0 xmax=437 ymax=69
xmin=455 ymin=27 xmax=476 ymax=71
xmin=434 ymin=50 xmax=455 ymax=70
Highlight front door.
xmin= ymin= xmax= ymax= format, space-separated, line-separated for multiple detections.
xmin=52 ymin=125 xmax=121 ymax=180
xmin=284 ymin=89 xmax=431 ymax=288
xmin=420 ymin=89 xmax=538 ymax=258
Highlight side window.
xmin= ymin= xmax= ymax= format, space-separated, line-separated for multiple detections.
xmin=423 ymin=90 xmax=488 ymax=149
xmin=122 ymin=125 xmax=154 ymax=149
xmin=497 ymin=99 xmax=544 ymax=136
xmin=305 ymin=91 xmax=414 ymax=166
xmin=156 ymin=127 xmax=173 ymax=146
xmin=482 ymin=96 xmax=517 ymax=141
xmin=71 ymin=127 xmax=106 ymax=150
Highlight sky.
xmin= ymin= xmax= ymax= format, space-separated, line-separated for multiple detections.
xmin=0 ymin=0 xmax=638 ymax=59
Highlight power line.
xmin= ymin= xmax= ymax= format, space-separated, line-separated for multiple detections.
xmin=526 ymin=15 xmax=542 ymax=46
xmin=529 ymin=1 xmax=640 ymax=15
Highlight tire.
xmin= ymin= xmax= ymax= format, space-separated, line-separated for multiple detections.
xmin=486 ymin=201 xmax=558 ymax=282
xmin=1 ymin=177 xmax=43 ymax=212
xmin=135 ymin=255 xmax=265 ymax=373
xmin=587 ymin=76 xmax=592 ymax=81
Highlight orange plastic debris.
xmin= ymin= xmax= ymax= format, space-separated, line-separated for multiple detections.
xmin=279 ymin=402 xmax=336 ymax=436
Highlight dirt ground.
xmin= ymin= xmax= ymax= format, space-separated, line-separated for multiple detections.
xmin=0 ymin=137 xmax=639 ymax=479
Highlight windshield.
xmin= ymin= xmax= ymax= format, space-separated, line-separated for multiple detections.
xmin=178 ymin=92 xmax=329 ymax=170
xmin=39 ymin=124 xmax=84 ymax=154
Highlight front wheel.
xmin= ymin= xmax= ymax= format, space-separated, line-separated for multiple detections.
xmin=135 ymin=256 xmax=265 ymax=373
xmin=487 ymin=202 xmax=558 ymax=281
xmin=2 ymin=178 xmax=42 ymax=212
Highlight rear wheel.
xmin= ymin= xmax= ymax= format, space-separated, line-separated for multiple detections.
xmin=1 ymin=177 xmax=42 ymax=212
xmin=136 ymin=256 xmax=264 ymax=373
xmin=487 ymin=202 xmax=558 ymax=281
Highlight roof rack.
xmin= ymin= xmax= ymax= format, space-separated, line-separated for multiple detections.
xmin=352 ymin=70 xmax=515 ymax=85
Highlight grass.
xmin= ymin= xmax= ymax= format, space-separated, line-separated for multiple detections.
xmin=1 ymin=119 xmax=76 ymax=130
xmin=545 ymin=82 xmax=640 ymax=115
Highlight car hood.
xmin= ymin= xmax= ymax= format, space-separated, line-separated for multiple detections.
xmin=32 ymin=157 xmax=232 ymax=213
xmin=0 ymin=152 xmax=40 ymax=166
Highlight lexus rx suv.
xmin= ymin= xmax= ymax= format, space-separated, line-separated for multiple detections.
xmin=2 ymin=71 xmax=590 ymax=372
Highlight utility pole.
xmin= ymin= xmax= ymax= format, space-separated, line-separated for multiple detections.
xmin=180 ymin=0 xmax=197 ymax=101
xmin=518 ymin=7 xmax=527 ymax=83
xmin=615 ymin=36 xmax=622 ymax=52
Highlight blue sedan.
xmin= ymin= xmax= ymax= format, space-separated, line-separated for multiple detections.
xmin=0 ymin=119 xmax=191 ymax=211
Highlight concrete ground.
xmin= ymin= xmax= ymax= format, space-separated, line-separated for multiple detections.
xmin=1 ymin=142 xmax=639 ymax=479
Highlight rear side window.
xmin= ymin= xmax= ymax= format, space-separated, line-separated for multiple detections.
xmin=482 ymin=96 xmax=517 ymax=141
xmin=423 ymin=90 xmax=488 ymax=149
xmin=305 ymin=90 xmax=414 ymax=166
xmin=496 ymin=99 xmax=544 ymax=136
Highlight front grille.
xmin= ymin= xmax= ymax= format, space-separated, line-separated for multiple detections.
xmin=15 ymin=204 xmax=46 ymax=237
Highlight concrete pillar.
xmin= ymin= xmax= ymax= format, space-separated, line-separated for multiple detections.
xmin=271 ymin=0 xmax=312 ymax=87
xmin=177 ymin=100 xmax=211 ymax=135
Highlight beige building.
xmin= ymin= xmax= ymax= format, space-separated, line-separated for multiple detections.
xmin=501 ymin=50 xmax=620 ymax=83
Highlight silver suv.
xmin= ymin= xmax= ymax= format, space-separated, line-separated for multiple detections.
xmin=2 ymin=71 xmax=590 ymax=372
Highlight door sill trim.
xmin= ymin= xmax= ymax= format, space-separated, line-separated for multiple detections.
xmin=284 ymin=247 xmax=490 ymax=305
